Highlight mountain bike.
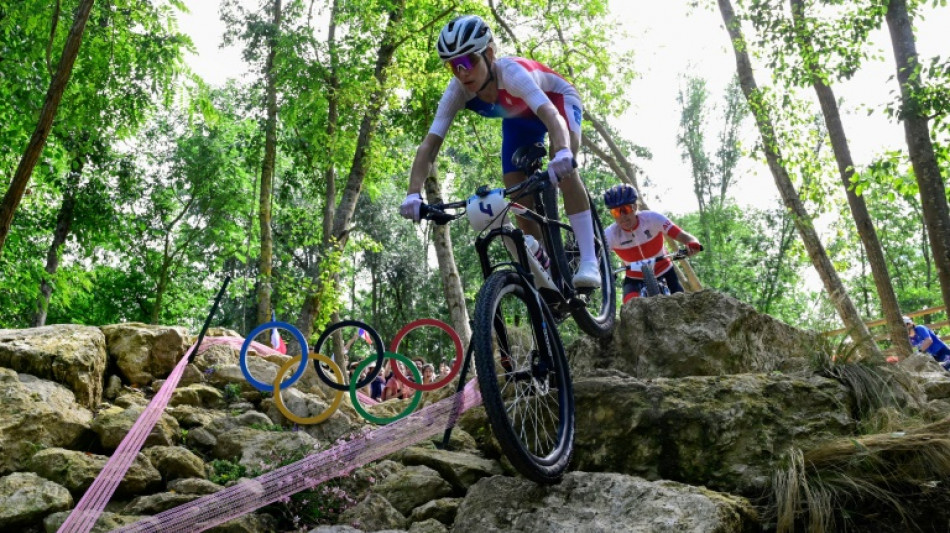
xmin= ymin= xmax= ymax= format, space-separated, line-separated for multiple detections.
xmin=614 ymin=247 xmax=701 ymax=298
xmin=419 ymin=146 xmax=615 ymax=483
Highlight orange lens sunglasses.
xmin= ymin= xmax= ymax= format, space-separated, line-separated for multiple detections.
xmin=609 ymin=204 xmax=635 ymax=218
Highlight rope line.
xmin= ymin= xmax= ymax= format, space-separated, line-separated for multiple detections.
xmin=111 ymin=380 xmax=481 ymax=533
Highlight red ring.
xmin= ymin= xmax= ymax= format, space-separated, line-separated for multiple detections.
xmin=388 ymin=318 xmax=463 ymax=391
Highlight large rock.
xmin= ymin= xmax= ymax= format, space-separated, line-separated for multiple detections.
xmin=90 ymin=404 xmax=181 ymax=451
xmin=212 ymin=427 xmax=320 ymax=469
xmin=0 ymin=369 xmax=94 ymax=476
xmin=27 ymin=447 xmax=162 ymax=498
xmin=0 ymin=325 xmax=107 ymax=408
xmin=572 ymin=372 xmax=855 ymax=495
xmin=373 ymin=465 xmax=454 ymax=515
xmin=570 ymin=290 xmax=820 ymax=378
xmin=394 ymin=446 xmax=504 ymax=491
xmin=0 ymin=472 xmax=73 ymax=529
xmin=453 ymin=472 xmax=758 ymax=533
xmin=44 ymin=511 xmax=144 ymax=533
xmin=142 ymin=446 xmax=207 ymax=481
xmin=101 ymin=323 xmax=189 ymax=385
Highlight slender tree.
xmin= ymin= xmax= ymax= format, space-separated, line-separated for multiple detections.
xmin=717 ymin=0 xmax=881 ymax=357
xmin=0 ymin=0 xmax=95 ymax=256
xmin=424 ymin=168 xmax=472 ymax=348
xmin=884 ymin=0 xmax=950 ymax=314
xmin=788 ymin=0 xmax=910 ymax=357
xmin=256 ymin=0 xmax=282 ymax=329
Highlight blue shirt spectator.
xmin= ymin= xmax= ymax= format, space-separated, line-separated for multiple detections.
xmin=905 ymin=316 xmax=950 ymax=371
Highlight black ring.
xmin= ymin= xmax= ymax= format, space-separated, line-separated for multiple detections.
xmin=313 ymin=320 xmax=385 ymax=391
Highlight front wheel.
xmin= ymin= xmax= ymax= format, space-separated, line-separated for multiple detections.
xmin=641 ymin=265 xmax=661 ymax=297
xmin=473 ymin=271 xmax=575 ymax=484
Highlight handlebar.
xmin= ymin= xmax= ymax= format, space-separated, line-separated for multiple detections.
xmin=613 ymin=245 xmax=703 ymax=275
xmin=418 ymin=168 xmax=555 ymax=225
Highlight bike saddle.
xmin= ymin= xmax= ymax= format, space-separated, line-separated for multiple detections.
xmin=511 ymin=143 xmax=547 ymax=174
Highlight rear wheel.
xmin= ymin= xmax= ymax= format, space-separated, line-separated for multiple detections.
xmin=473 ymin=271 xmax=574 ymax=484
xmin=544 ymin=188 xmax=616 ymax=338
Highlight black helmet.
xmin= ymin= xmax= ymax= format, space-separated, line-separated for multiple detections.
xmin=437 ymin=15 xmax=492 ymax=61
xmin=603 ymin=184 xmax=638 ymax=209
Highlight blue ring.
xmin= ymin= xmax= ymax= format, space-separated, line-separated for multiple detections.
xmin=239 ymin=321 xmax=309 ymax=392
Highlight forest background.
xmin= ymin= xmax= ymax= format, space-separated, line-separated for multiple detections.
xmin=0 ymin=0 xmax=948 ymax=356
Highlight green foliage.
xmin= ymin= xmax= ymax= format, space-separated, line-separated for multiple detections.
xmin=208 ymin=458 xmax=247 ymax=485
xmin=223 ymin=383 xmax=243 ymax=402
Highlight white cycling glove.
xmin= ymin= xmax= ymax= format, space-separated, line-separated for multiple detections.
xmin=400 ymin=193 xmax=423 ymax=222
xmin=548 ymin=148 xmax=575 ymax=185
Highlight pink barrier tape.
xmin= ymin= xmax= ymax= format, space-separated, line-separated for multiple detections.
xmin=58 ymin=342 xmax=204 ymax=533
xmin=111 ymin=380 xmax=482 ymax=533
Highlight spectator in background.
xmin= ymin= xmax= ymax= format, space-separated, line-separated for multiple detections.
xmin=367 ymin=365 xmax=386 ymax=401
xmin=422 ymin=363 xmax=436 ymax=384
xmin=904 ymin=315 xmax=950 ymax=371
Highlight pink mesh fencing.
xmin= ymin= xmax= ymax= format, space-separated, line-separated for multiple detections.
xmin=111 ymin=379 xmax=482 ymax=533
xmin=57 ymin=342 xmax=199 ymax=533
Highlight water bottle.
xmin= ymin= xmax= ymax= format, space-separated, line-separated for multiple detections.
xmin=523 ymin=235 xmax=556 ymax=290
xmin=525 ymin=235 xmax=551 ymax=270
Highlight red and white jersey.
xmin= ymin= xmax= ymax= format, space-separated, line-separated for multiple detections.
xmin=429 ymin=56 xmax=582 ymax=138
xmin=605 ymin=211 xmax=683 ymax=279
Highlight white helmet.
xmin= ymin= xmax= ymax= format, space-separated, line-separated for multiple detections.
xmin=437 ymin=15 xmax=492 ymax=61
xmin=466 ymin=189 xmax=507 ymax=231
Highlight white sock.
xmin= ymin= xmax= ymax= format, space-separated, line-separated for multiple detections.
xmin=568 ymin=210 xmax=597 ymax=265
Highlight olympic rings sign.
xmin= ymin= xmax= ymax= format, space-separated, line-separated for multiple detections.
xmin=238 ymin=319 xmax=463 ymax=425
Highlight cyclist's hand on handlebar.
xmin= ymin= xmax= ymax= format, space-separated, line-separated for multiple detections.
xmin=686 ymin=241 xmax=703 ymax=256
xmin=400 ymin=193 xmax=423 ymax=222
xmin=547 ymin=148 xmax=576 ymax=185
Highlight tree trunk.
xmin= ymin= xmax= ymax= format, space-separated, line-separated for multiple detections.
xmin=885 ymin=0 xmax=950 ymax=315
xmin=297 ymin=1 xmax=406 ymax=342
xmin=424 ymin=168 xmax=472 ymax=348
xmin=32 ymin=157 xmax=84 ymax=327
xmin=717 ymin=0 xmax=881 ymax=358
xmin=256 ymin=0 xmax=281 ymax=328
xmin=0 ymin=0 xmax=95 ymax=256
xmin=296 ymin=0 xmax=340 ymax=344
xmin=790 ymin=0 xmax=911 ymax=358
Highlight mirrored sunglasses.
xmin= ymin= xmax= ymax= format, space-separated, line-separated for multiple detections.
xmin=610 ymin=204 xmax=635 ymax=218
xmin=445 ymin=53 xmax=480 ymax=74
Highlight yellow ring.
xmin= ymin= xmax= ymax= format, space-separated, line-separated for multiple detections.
xmin=273 ymin=353 xmax=344 ymax=425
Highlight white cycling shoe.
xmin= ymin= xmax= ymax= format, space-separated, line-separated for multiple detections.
xmin=572 ymin=261 xmax=601 ymax=289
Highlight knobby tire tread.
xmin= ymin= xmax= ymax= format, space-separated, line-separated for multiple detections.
xmin=473 ymin=271 xmax=575 ymax=484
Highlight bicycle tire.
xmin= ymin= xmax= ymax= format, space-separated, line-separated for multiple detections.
xmin=543 ymin=187 xmax=616 ymax=338
xmin=641 ymin=264 xmax=661 ymax=297
xmin=473 ymin=271 xmax=575 ymax=484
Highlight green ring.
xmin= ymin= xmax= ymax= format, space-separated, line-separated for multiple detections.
xmin=349 ymin=351 xmax=422 ymax=424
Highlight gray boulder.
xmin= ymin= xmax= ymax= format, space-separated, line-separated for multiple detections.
xmin=27 ymin=447 xmax=161 ymax=497
xmin=374 ymin=465 xmax=454 ymax=516
xmin=90 ymin=404 xmax=181 ymax=451
xmin=0 ymin=369 xmax=93 ymax=475
xmin=570 ymin=290 xmax=821 ymax=378
xmin=0 ymin=472 xmax=73 ymax=529
xmin=0 ymin=324 xmax=107 ymax=408
xmin=452 ymin=472 xmax=758 ymax=533
xmin=44 ymin=511 xmax=144 ymax=533
xmin=142 ymin=445 xmax=207 ymax=481
xmin=338 ymin=492 xmax=408 ymax=531
xmin=212 ymin=426 xmax=320 ymax=469
xmin=101 ymin=322 xmax=189 ymax=386
xmin=393 ymin=446 xmax=503 ymax=492
xmin=573 ymin=372 xmax=855 ymax=494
